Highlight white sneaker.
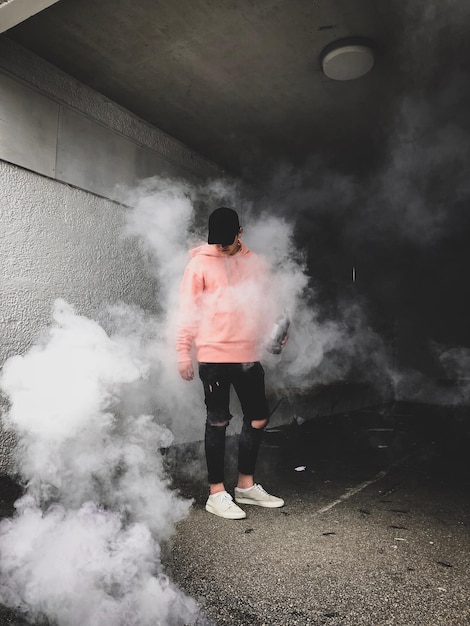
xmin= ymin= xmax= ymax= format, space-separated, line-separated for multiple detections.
xmin=234 ymin=483 xmax=284 ymax=508
xmin=205 ymin=491 xmax=247 ymax=519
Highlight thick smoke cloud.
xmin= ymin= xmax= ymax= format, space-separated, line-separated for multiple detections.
xmin=0 ymin=299 xmax=198 ymax=625
xmin=121 ymin=177 xmax=394 ymax=400
xmin=240 ymin=210 xmax=391 ymax=392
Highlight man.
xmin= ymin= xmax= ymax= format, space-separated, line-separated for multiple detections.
xmin=176 ymin=207 xmax=286 ymax=519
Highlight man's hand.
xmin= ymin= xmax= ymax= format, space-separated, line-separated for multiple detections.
xmin=178 ymin=360 xmax=194 ymax=381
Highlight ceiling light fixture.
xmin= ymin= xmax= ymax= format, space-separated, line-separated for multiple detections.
xmin=320 ymin=38 xmax=375 ymax=81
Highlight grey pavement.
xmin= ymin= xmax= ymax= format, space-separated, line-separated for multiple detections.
xmin=164 ymin=402 xmax=470 ymax=626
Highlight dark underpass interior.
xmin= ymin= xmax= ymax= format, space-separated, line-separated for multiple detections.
xmin=3 ymin=398 xmax=468 ymax=625
xmin=2 ymin=3 xmax=470 ymax=625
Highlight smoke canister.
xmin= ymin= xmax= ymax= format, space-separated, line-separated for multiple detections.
xmin=267 ymin=313 xmax=290 ymax=354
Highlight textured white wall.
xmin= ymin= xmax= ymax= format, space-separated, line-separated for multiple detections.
xmin=0 ymin=160 xmax=158 ymax=357
xmin=0 ymin=161 xmax=165 ymax=471
xmin=0 ymin=38 xmax=223 ymax=471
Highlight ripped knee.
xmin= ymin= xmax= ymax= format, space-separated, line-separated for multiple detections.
xmin=251 ymin=418 xmax=268 ymax=430
xmin=206 ymin=414 xmax=230 ymax=428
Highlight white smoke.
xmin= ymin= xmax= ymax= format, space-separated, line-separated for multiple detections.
xmin=243 ymin=213 xmax=339 ymax=379
xmin=0 ymin=299 xmax=198 ymax=625
xmin=117 ymin=177 xmax=207 ymax=441
xmin=121 ymin=177 xmax=388 ymax=400
xmin=241 ymin=209 xmax=393 ymax=394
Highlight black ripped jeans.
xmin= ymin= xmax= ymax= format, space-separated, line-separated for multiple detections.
xmin=198 ymin=362 xmax=269 ymax=485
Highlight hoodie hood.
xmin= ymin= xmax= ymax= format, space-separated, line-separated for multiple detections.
xmin=189 ymin=241 xmax=249 ymax=259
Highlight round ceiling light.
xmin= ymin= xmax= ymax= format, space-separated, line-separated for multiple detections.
xmin=321 ymin=39 xmax=375 ymax=81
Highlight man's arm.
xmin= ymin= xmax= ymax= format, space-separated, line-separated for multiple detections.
xmin=176 ymin=262 xmax=203 ymax=380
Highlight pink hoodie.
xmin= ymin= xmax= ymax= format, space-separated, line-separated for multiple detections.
xmin=176 ymin=242 xmax=276 ymax=363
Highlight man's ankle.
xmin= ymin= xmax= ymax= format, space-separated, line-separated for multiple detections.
xmin=236 ymin=475 xmax=254 ymax=490
xmin=209 ymin=483 xmax=226 ymax=496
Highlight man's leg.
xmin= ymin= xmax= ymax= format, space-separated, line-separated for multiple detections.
xmin=199 ymin=363 xmax=246 ymax=518
xmin=232 ymin=363 xmax=269 ymax=487
xmin=236 ymin=417 xmax=284 ymax=507
xmin=237 ymin=418 xmax=267 ymax=488
xmin=204 ymin=420 xmax=228 ymax=494
xmin=205 ymin=419 xmax=247 ymax=518
xmin=233 ymin=363 xmax=284 ymax=508
xmin=199 ymin=363 xmax=231 ymax=490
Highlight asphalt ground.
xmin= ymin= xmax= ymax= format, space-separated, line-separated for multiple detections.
xmin=163 ymin=402 xmax=470 ymax=626
xmin=0 ymin=402 xmax=469 ymax=625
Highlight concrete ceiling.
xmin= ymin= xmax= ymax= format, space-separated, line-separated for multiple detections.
xmin=3 ymin=0 xmax=467 ymax=181
xmin=0 ymin=0 xmax=59 ymax=33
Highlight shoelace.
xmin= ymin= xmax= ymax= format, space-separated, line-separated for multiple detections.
xmin=218 ymin=492 xmax=234 ymax=504
xmin=254 ymin=484 xmax=268 ymax=495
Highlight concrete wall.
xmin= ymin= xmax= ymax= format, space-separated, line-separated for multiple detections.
xmin=0 ymin=37 xmax=223 ymax=472
xmin=0 ymin=37 xmax=222 ymax=198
